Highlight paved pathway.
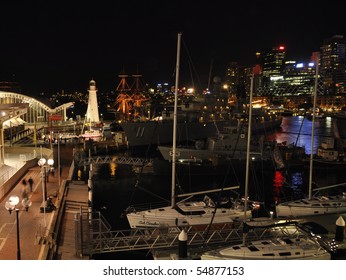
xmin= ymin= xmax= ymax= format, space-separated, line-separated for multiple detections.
xmin=0 ymin=165 xmax=63 ymax=260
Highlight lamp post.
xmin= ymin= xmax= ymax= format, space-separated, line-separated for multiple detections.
xmin=38 ymin=158 xmax=47 ymax=202
xmin=38 ymin=158 xmax=54 ymax=227
xmin=38 ymin=158 xmax=54 ymax=201
xmin=47 ymin=158 xmax=54 ymax=182
xmin=4 ymin=195 xmax=32 ymax=260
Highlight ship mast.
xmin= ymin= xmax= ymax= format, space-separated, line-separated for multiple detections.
xmin=114 ymin=69 xmax=148 ymax=120
xmin=171 ymin=32 xmax=181 ymax=207
xmin=308 ymin=56 xmax=319 ymax=200
xmin=243 ymin=74 xmax=254 ymax=245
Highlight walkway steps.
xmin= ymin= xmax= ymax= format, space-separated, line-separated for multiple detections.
xmin=55 ymin=183 xmax=90 ymax=260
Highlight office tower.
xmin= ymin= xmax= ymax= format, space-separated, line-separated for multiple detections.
xmin=257 ymin=45 xmax=286 ymax=87
xmin=320 ymin=35 xmax=346 ymax=94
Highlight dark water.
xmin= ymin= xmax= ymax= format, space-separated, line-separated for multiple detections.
xmin=88 ymin=116 xmax=346 ymax=259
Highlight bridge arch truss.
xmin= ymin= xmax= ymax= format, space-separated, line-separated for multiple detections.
xmin=0 ymin=91 xmax=73 ymax=123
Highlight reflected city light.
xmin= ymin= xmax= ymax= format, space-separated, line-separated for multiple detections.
xmin=272 ymin=171 xmax=285 ymax=202
xmin=110 ymin=162 xmax=117 ymax=176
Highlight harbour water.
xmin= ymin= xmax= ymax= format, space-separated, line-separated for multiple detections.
xmin=89 ymin=116 xmax=346 ymax=259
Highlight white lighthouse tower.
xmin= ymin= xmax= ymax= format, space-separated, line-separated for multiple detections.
xmin=85 ymin=79 xmax=100 ymax=124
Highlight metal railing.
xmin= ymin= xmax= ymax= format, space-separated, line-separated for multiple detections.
xmin=74 ymin=211 xmax=316 ymax=257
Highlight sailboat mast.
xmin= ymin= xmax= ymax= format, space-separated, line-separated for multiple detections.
xmin=171 ymin=32 xmax=182 ymax=207
xmin=243 ymin=75 xmax=254 ymax=246
xmin=308 ymin=57 xmax=319 ymax=200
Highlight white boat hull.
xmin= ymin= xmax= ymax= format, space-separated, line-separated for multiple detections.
xmin=276 ymin=196 xmax=346 ymax=218
xmin=126 ymin=204 xmax=251 ymax=228
xmin=201 ymin=237 xmax=331 ymax=260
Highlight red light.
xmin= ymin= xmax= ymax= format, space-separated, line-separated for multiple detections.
xmin=278 ymin=46 xmax=285 ymax=50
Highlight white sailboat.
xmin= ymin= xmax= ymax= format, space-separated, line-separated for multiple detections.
xmin=126 ymin=33 xmax=251 ymax=229
xmin=200 ymin=75 xmax=331 ymax=260
xmin=201 ymin=235 xmax=331 ymax=260
xmin=275 ymin=58 xmax=346 ymax=218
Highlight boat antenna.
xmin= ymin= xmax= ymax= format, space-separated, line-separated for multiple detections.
xmin=181 ymin=38 xmax=204 ymax=93
xmin=207 ymin=59 xmax=213 ymax=91
xmin=171 ymin=32 xmax=182 ymax=207
xmin=243 ymin=74 xmax=254 ymax=246
xmin=308 ymin=55 xmax=319 ymax=200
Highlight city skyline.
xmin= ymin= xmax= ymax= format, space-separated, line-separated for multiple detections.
xmin=0 ymin=0 xmax=345 ymax=95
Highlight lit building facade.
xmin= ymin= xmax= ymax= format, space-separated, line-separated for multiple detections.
xmin=320 ymin=35 xmax=346 ymax=94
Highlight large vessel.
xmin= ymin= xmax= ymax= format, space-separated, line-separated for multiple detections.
xmin=157 ymin=119 xmax=271 ymax=163
xmin=120 ymin=104 xmax=282 ymax=148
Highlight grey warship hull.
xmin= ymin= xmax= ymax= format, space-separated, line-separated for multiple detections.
xmin=121 ymin=120 xmax=230 ymax=147
xmin=121 ymin=117 xmax=282 ymax=148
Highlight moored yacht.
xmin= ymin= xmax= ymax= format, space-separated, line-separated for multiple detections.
xmin=275 ymin=192 xmax=346 ymax=218
xmin=201 ymin=235 xmax=331 ymax=260
xmin=126 ymin=192 xmax=252 ymax=228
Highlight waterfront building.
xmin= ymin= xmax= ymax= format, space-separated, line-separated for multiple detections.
xmin=224 ymin=61 xmax=248 ymax=97
xmin=223 ymin=35 xmax=346 ymax=100
xmin=256 ymin=45 xmax=286 ymax=87
xmin=320 ymin=35 xmax=346 ymax=95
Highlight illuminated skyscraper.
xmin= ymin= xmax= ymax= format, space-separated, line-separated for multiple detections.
xmin=256 ymin=45 xmax=286 ymax=87
xmin=320 ymin=35 xmax=346 ymax=94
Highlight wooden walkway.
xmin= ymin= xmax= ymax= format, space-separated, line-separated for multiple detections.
xmin=55 ymin=182 xmax=89 ymax=260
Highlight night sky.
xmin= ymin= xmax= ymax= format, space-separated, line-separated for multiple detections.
xmin=1 ymin=0 xmax=345 ymax=95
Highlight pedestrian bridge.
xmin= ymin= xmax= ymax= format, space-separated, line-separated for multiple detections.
xmin=76 ymin=155 xmax=153 ymax=167
xmin=74 ymin=211 xmax=316 ymax=258
xmin=0 ymin=91 xmax=73 ymax=124
xmin=0 ymin=91 xmax=74 ymax=165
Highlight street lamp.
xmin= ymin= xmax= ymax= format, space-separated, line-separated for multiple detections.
xmin=38 ymin=158 xmax=54 ymax=202
xmin=47 ymin=158 xmax=54 ymax=182
xmin=38 ymin=158 xmax=54 ymax=227
xmin=5 ymin=195 xmax=32 ymax=260
xmin=38 ymin=158 xmax=48 ymax=202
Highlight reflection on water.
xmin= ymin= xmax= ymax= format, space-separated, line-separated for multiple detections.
xmin=272 ymin=170 xmax=285 ymax=202
xmin=272 ymin=170 xmax=306 ymax=204
xmin=85 ymin=116 xmax=346 ymax=259
xmin=266 ymin=116 xmax=334 ymax=154
xmin=80 ymin=116 xmax=346 ymax=225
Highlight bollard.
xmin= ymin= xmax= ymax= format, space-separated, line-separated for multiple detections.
xmin=269 ymin=211 xmax=274 ymax=219
xmin=335 ymin=216 xmax=345 ymax=242
xmin=178 ymin=229 xmax=188 ymax=259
